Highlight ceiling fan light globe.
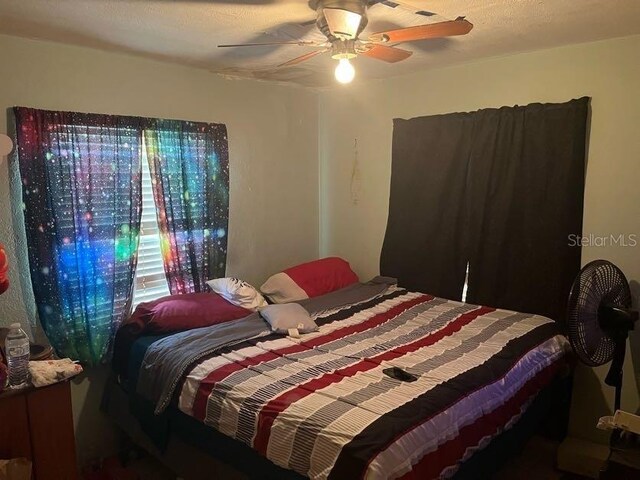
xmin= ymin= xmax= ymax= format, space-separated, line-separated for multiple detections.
xmin=335 ymin=59 xmax=355 ymax=84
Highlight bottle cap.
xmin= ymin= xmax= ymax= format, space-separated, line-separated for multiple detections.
xmin=10 ymin=323 xmax=20 ymax=329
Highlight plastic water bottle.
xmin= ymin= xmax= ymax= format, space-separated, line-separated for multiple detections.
xmin=5 ymin=323 xmax=30 ymax=387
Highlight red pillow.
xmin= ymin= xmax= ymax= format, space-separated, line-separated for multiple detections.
xmin=260 ymin=257 xmax=359 ymax=303
xmin=123 ymin=292 xmax=252 ymax=335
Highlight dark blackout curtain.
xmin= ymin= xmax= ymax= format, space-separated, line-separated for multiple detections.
xmin=381 ymin=98 xmax=589 ymax=321
xmin=381 ymin=112 xmax=474 ymax=301
xmin=144 ymin=120 xmax=229 ymax=295
xmin=14 ymin=107 xmax=143 ymax=364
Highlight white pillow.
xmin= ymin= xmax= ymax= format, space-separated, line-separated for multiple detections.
xmin=206 ymin=277 xmax=268 ymax=311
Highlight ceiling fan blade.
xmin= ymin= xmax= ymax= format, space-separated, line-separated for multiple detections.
xmin=369 ymin=18 xmax=473 ymax=43
xmin=278 ymin=49 xmax=328 ymax=68
xmin=218 ymin=40 xmax=324 ymax=48
xmin=360 ymin=44 xmax=412 ymax=63
xmin=323 ymin=8 xmax=363 ymax=39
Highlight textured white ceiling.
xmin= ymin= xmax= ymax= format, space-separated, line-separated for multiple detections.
xmin=1 ymin=0 xmax=639 ymax=87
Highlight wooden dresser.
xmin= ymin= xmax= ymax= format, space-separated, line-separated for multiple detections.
xmin=0 ymin=381 xmax=78 ymax=479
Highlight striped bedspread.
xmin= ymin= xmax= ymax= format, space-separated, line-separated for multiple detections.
xmin=167 ymin=285 xmax=568 ymax=479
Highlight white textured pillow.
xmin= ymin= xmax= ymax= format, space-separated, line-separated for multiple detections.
xmin=206 ymin=277 xmax=268 ymax=311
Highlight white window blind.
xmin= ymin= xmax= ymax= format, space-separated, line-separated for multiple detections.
xmin=132 ymin=143 xmax=170 ymax=306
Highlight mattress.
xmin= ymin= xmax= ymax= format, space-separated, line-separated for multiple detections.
xmin=127 ymin=280 xmax=568 ymax=479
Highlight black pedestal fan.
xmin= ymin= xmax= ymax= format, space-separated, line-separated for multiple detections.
xmin=566 ymin=260 xmax=638 ymax=412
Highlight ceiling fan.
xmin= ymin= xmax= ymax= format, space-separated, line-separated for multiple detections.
xmin=218 ymin=0 xmax=473 ymax=84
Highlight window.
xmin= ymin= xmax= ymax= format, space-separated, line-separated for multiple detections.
xmin=15 ymin=107 xmax=229 ymax=363
xmin=131 ymin=142 xmax=170 ymax=306
xmin=51 ymin=132 xmax=172 ymax=309
xmin=461 ymin=262 xmax=469 ymax=302
xmin=48 ymin=124 xmax=141 ymax=329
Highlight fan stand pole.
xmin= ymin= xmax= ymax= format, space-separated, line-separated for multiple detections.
xmin=608 ymin=384 xmax=623 ymax=452
xmin=604 ymin=338 xmax=627 ymax=413
xmin=604 ymin=339 xmax=626 ymax=451
xmin=613 ymin=382 xmax=622 ymax=414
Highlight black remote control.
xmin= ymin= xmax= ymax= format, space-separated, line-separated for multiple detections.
xmin=383 ymin=367 xmax=418 ymax=382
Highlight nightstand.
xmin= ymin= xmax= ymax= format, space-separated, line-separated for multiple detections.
xmin=0 ymin=380 xmax=78 ymax=479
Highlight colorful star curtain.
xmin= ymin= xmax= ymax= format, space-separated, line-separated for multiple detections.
xmin=144 ymin=120 xmax=229 ymax=294
xmin=14 ymin=108 xmax=143 ymax=364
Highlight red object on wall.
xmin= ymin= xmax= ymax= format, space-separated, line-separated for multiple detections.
xmin=0 ymin=243 xmax=9 ymax=295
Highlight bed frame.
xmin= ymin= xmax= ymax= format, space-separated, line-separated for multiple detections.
xmin=102 ymin=368 xmax=572 ymax=480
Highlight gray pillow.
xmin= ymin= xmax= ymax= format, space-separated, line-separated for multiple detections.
xmin=260 ymin=303 xmax=318 ymax=336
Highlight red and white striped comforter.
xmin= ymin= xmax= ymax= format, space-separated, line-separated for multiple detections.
xmin=174 ymin=286 xmax=568 ymax=479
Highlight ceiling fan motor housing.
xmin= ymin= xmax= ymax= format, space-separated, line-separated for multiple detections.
xmin=312 ymin=0 xmax=369 ymax=41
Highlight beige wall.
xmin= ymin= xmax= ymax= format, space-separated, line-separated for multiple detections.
xmin=318 ymin=35 xmax=640 ymax=445
xmin=0 ymin=34 xmax=319 ymax=464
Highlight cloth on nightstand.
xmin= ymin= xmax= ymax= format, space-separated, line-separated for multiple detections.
xmin=28 ymin=359 xmax=83 ymax=387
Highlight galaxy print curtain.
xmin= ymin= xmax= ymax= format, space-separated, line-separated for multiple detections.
xmin=14 ymin=107 xmax=143 ymax=364
xmin=144 ymin=120 xmax=229 ymax=294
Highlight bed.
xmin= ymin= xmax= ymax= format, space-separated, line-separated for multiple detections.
xmin=105 ymin=277 xmax=570 ymax=479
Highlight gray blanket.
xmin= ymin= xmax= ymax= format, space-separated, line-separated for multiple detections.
xmin=137 ymin=277 xmax=395 ymax=414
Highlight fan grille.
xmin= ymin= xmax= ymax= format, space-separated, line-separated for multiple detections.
xmin=566 ymin=260 xmax=631 ymax=366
